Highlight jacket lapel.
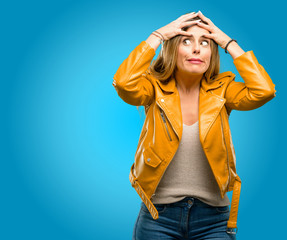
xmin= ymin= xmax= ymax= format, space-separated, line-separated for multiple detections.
xmin=199 ymin=88 xmax=226 ymax=142
xmin=155 ymin=78 xmax=183 ymax=141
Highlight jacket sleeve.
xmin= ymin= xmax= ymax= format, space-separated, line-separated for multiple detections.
xmin=112 ymin=41 xmax=156 ymax=106
xmin=225 ymin=50 xmax=277 ymax=111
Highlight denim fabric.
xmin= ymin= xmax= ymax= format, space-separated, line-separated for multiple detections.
xmin=132 ymin=197 xmax=237 ymax=240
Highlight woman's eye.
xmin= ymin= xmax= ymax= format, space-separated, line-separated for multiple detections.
xmin=183 ymin=39 xmax=191 ymax=45
xmin=202 ymin=40 xmax=209 ymax=46
xmin=183 ymin=39 xmax=209 ymax=46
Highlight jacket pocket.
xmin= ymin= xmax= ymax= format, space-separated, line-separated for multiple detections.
xmin=143 ymin=146 xmax=162 ymax=168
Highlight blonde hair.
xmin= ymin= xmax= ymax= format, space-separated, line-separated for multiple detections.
xmin=137 ymin=14 xmax=220 ymax=114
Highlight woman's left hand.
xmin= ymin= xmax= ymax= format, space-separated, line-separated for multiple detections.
xmin=195 ymin=11 xmax=232 ymax=49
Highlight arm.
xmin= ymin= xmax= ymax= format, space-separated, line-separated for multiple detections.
xmin=113 ymin=12 xmax=202 ymax=106
xmin=225 ymin=39 xmax=245 ymax=60
xmin=225 ymin=50 xmax=276 ymax=111
xmin=195 ymin=11 xmax=276 ymax=111
xmin=112 ymin=36 xmax=157 ymax=106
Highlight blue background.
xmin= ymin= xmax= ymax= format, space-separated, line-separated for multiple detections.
xmin=1 ymin=0 xmax=286 ymax=239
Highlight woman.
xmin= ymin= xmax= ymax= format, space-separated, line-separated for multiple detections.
xmin=113 ymin=11 xmax=276 ymax=240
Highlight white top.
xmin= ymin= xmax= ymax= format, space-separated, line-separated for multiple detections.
xmin=151 ymin=120 xmax=230 ymax=206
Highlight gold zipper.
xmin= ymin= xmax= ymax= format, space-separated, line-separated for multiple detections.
xmin=159 ymin=108 xmax=172 ymax=141
xmin=156 ymin=101 xmax=179 ymax=140
xmin=151 ymin=105 xmax=178 ymax=198
xmin=220 ymin=110 xmax=231 ymax=191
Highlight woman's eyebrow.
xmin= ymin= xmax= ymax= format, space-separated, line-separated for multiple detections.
xmin=184 ymin=34 xmax=209 ymax=39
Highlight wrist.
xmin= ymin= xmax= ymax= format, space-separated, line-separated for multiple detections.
xmin=222 ymin=38 xmax=232 ymax=49
xmin=154 ymin=29 xmax=167 ymax=41
xmin=151 ymin=32 xmax=163 ymax=42
xmin=224 ymin=39 xmax=237 ymax=54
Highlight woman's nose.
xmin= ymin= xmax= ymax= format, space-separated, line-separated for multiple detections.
xmin=192 ymin=43 xmax=200 ymax=53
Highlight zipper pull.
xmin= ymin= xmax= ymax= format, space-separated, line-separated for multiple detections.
xmin=160 ymin=111 xmax=166 ymax=123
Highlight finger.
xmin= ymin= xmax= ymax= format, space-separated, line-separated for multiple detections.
xmin=201 ymin=33 xmax=213 ymax=39
xmin=178 ymin=12 xmax=199 ymax=21
xmin=196 ymin=21 xmax=213 ymax=32
xmin=185 ymin=11 xmax=196 ymax=15
xmin=179 ymin=30 xmax=195 ymax=37
xmin=182 ymin=11 xmax=197 ymax=17
xmin=198 ymin=12 xmax=215 ymax=27
xmin=180 ymin=19 xmax=202 ymax=28
xmin=183 ymin=12 xmax=199 ymax=20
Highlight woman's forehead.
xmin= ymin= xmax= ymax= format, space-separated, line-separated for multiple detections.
xmin=183 ymin=26 xmax=210 ymax=37
xmin=184 ymin=33 xmax=209 ymax=39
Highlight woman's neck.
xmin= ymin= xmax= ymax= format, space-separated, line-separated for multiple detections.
xmin=175 ymin=72 xmax=203 ymax=95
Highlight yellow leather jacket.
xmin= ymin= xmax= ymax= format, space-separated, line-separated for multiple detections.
xmin=112 ymin=40 xmax=276 ymax=230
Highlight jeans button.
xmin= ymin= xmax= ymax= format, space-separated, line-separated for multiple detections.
xmin=188 ymin=200 xmax=193 ymax=205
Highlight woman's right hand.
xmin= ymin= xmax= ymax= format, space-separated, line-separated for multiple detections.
xmin=156 ymin=12 xmax=201 ymax=40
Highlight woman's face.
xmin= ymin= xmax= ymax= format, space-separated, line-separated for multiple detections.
xmin=176 ymin=25 xmax=212 ymax=77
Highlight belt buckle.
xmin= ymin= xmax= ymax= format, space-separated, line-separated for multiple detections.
xmin=226 ymin=227 xmax=238 ymax=234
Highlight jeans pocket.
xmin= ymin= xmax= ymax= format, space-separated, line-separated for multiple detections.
xmin=215 ymin=205 xmax=230 ymax=213
xmin=141 ymin=202 xmax=167 ymax=214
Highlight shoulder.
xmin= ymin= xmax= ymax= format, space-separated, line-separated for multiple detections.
xmin=201 ymin=71 xmax=236 ymax=92
xmin=211 ymin=71 xmax=236 ymax=83
xmin=144 ymin=68 xmax=164 ymax=86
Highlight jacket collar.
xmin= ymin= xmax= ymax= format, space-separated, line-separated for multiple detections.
xmin=152 ymin=71 xmax=235 ymax=142
xmin=154 ymin=71 xmax=235 ymax=93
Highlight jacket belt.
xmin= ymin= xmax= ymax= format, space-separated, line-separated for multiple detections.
xmin=227 ymin=175 xmax=242 ymax=229
xmin=129 ymin=167 xmax=159 ymax=220
xmin=129 ymin=165 xmax=241 ymax=230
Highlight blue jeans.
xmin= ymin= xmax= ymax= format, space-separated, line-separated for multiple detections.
xmin=132 ymin=196 xmax=237 ymax=240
